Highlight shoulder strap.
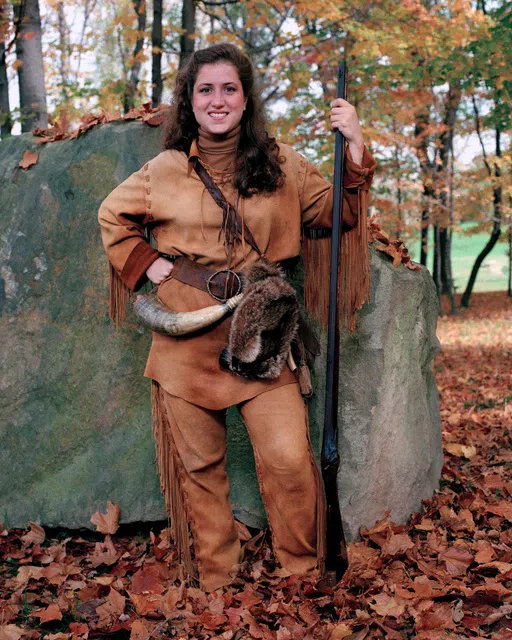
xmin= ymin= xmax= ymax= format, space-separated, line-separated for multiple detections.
xmin=193 ymin=158 xmax=262 ymax=257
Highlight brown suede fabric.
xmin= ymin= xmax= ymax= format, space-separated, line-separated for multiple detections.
xmin=98 ymin=141 xmax=376 ymax=409
xmin=158 ymin=382 xmax=324 ymax=591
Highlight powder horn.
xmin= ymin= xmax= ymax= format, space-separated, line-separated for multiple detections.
xmin=133 ymin=292 xmax=243 ymax=336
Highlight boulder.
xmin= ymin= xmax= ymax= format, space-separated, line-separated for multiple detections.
xmin=0 ymin=121 xmax=442 ymax=538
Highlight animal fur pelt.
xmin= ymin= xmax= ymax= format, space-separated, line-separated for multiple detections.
xmin=219 ymin=259 xmax=300 ymax=381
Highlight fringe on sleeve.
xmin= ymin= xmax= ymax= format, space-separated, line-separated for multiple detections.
xmin=109 ymin=263 xmax=131 ymax=328
xmin=303 ymin=189 xmax=370 ymax=333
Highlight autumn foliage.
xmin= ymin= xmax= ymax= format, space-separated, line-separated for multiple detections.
xmin=0 ymin=292 xmax=510 ymax=639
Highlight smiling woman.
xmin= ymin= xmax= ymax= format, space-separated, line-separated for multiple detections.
xmin=98 ymin=43 xmax=376 ymax=592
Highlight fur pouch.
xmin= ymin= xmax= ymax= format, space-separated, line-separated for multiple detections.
xmin=219 ymin=259 xmax=300 ymax=381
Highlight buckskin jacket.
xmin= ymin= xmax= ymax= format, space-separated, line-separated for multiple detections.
xmin=98 ymin=140 xmax=376 ymax=410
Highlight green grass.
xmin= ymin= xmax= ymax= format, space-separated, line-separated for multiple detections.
xmin=409 ymin=222 xmax=509 ymax=293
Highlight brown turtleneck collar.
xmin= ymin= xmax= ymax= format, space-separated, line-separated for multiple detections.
xmin=196 ymin=124 xmax=240 ymax=173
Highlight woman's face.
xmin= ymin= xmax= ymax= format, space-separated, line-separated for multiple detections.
xmin=192 ymin=62 xmax=247 ymax=135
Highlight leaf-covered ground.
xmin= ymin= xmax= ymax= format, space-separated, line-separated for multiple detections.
xmin=1 ymin=292 xmax=511 ymax=640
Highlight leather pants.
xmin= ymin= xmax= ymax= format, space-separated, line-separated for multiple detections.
xmin=156 ymin=382 xmax=326 ymax=591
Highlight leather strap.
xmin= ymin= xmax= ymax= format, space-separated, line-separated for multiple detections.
xmin=171 ymin=256 xmax=243 ymax=301
xmin=193 ymin=158 xmax=263 ymax=257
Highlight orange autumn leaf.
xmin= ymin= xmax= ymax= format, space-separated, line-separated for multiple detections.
xmin=68 ymin=622 xmax=88 ymax=635
xmin=89 ymin=534 xmax=119 ymax=567
xmin=474 ymin=540 xmax=497 ymax=564
xmin=198 ymin=610 xmax=229 ymax=630
xmin=19 ymin=150 xmax=39 ymax=170
xmin=90 ymin=501 xmax=120 ymax=534
xmin=130 ymin=566 xmax=165 ymax=595
xmin=375 ymin=242 xmax=403 ymax=267
xmin=0 ymin=625 xmax=25 ymax=640
xmin=130 ymin=619 xmax=157 ymax=639
xmin=368 ymin=592 xmax=406 ymax=618
xmin=487 ymin=502 xmax=512 ymax=521
xmin=439 ymin=545 xmax=474 ymax=576
xmin=95 ymin=588 xmax=125 ymax=630
xmin=128 ymin=591 xmax=163 ymax=617
xmin=11 ymin=565 xmax=43 ymax=590
xmin=381 ymin=533 xmax=415 ymax=556
xmin=329 ymin=624 xmax=353 ymax=639
xmin=31 ymin=603 xmax=63 ymax=623
xmin=444 ymin=442 xmax=477 ymax=459
xmin=414 ymin=602 xmax=456 ymax=631
xmin=20 ymin=522 xmax=45 ymax=546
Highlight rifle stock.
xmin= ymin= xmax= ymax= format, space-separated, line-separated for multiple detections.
xmin=321 ymin=62 xmax=349 ymax=584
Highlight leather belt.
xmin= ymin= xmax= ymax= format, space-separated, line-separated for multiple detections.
xmin=169 ymin=256 xmax=243 ymax=302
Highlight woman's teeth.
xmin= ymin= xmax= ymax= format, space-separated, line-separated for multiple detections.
xmin=210 ymin=113 xmax=228 ymax=119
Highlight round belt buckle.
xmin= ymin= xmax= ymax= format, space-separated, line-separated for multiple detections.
xmin=206 ymin=269 xmax=242 ymax=302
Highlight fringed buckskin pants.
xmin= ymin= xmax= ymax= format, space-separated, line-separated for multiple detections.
xmin=152 ymin=380 xmax=326 ymax=592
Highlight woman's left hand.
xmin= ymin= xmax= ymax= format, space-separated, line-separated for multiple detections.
xmin=330 ymin=98 xmax=364 ymax=166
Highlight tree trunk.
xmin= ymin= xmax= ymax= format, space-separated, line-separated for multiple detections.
xmin=13 ymin=0 xmax=48 ymax=132
xmin=56 ymin=1 xmax=70 ymax=103
xmin=124 ymin=0 xmax=146 ymax=113
xmin=0 ymin=3 xmax=12 ymax=138
xmin=151 ymin=0 xmax=162 ymax=107
xmin=414 ymin=108 xmax=433 ymax=269
xmin=436 ymin=83 xmax=460 ymax=311
xmin=179 ymin=0 xmax=195 ymax=69
xmin=460 ymin=128 xmax=502 ymax=308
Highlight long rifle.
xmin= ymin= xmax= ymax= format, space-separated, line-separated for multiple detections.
xmin=321 ymin=62 xmax=349 ymax=585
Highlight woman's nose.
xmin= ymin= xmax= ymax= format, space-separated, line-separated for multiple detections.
xmin=211 ymin=91 xmax=225 ymax=107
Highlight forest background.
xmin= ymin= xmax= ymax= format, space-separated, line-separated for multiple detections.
xmin=0 ymin=0 xmax=510 ymax=312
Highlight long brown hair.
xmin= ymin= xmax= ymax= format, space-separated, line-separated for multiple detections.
xmin=161 ymin=43 xmax=284 ymax=197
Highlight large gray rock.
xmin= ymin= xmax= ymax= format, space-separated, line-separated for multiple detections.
xmin=0 ymin=121 xmax=442 ymax=539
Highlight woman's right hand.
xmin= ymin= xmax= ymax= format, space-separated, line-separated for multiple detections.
xmin=146 ymin=257 xmax=174 ymax=284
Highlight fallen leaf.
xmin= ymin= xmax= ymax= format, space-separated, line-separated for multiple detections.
xmin=90 ymin=502 xmax=120 ymax=535
xmin=10 ymin=565 xmax=43 ymax=590
xmin=19 ymin=150 xmax=39 ymax=170
xmin=68 ymin=622 xmax=88 ymax=634
xmin=20 ymin=522 xmax=45 ymax=546
xmin=484 ymin=604 xmax=512 ymax=625
xmin=487 ymin=502 xmax=512 ymax=521
xmin=368 ymin=592 xmax=406 ymax=618
xmin=95 ymin=588 xmax=125 ymax=630
xmin=130 ymin=565 xmax=165 ymax=595
xmin=444 ymin=443 xmax=477 ymax=459
xmin=329 ymin=624 xmax=353 ymax=639
xmin=129 ymin=619 xmax=157 ymax=639
xmin=439 ymin=545 xmax=474 ymax=576
xmin=0 ymin=626 xmax=25 ymax=640
xmin=89 ymin=535 xmax=119 ymax=567
xmin=415 ymin=602 xmax=456 ymax=631
xmin=474 ymin=540 xmax=497 ymax=563
xmin=199 ymin=610 xmax=228 ymax=630
xmin=128 ymin=591 xmax=162 ymax=617
xmin=31 ymin=603 xmax=63 ymax=623
xmin=381 ymin=533 xmax=415 ymax=556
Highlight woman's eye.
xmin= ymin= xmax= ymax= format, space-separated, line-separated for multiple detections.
xmin=225 ymin=86 xmax=236 ymax=93
xmin=199 ymin=87 xmax=211 ymax=93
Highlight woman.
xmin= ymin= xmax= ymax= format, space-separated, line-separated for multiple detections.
xmin=98 ymin=43 xmax=376 ymax=591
